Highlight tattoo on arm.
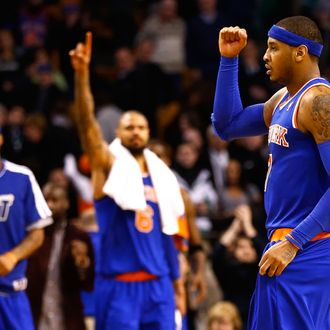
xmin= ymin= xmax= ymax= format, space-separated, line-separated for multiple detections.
xmin=311 ymin=94 xmax=330 ymax=141
xmin=282 ymin=249 xmax=294 ymax=261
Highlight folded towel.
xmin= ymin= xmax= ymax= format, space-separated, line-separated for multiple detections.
xmin=103 ymin=138 xmax=184 ymax=235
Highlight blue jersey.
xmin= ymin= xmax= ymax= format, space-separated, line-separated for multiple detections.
xmin=265 ymin=78 xmax=330 ymax=237
xmin=94 ymin=174 xmax=179 ymax=280
xmin=0 ymin=160 xmax=52 ymax=293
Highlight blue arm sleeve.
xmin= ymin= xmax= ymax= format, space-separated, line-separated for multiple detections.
xmin=211 ymin=56 xmax=268 ymax=140
xmin=289 ymin=141 xmax=330 ymax=249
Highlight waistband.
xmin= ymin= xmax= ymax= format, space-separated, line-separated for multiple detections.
xmin=271 ymin=228 xmax=330 ymax=242
xmin=115 ymin=270 xmax=157 ymax=282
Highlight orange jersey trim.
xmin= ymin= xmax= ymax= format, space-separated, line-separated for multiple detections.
xmin=271 ymin=228 xmax=330 ymax=242
xmin=177 ymin=214 xmax=189 ymax=240
xmin=115 ymin=270 xmax=157 ymax=282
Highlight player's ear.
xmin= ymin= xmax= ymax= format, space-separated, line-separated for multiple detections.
xmin=295 ymin=45 xmax=307 ymax=62
xmin=0 ymin=133 xmax=3 ymax=147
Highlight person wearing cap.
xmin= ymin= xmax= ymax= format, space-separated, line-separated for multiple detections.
xmin=0 ymin=126 xmax=53 ymax=329
xmin=212 ymin=16 xmax=330 ymax=329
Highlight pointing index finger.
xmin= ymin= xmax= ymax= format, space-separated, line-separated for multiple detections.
xmin=85 ymin=31 xmax=93 ymax=55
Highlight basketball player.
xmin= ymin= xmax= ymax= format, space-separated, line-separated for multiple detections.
xmin=69 ymin=33 xmax=185 ymax=329
xmin=0 ymin=128 xmax=53 ymax=329
xmin=212 ymin=16 xmax=330 ymax=329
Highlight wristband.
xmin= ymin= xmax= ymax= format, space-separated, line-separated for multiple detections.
xmin=4 ymin=252 xmax=18 ymax=264
xmin=285 ymin=235 xmax=302 ymax=250
xmin=189 ymin=244 xmax=204 ymax=255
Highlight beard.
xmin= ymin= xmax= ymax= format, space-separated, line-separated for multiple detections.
xmin=125 ymin=145 xmax=145 ymax=156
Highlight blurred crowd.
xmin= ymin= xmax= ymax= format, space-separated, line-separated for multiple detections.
xmin=0 ymin=0 xmax=330 ymax=329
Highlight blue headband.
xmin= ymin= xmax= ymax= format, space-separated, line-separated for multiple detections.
xmin=268 ymin=25 xmax=323 ymax=58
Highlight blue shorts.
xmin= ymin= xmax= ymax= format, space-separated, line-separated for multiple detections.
xmin=0 ymin=291 xmax=34 ymax=330
xmin=95 ymin=275 xmax=175 ymax=330
xmin=248 ymin=238 xmax=330 ymax=330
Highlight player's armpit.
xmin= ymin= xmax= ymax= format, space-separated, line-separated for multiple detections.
xmin=263 ymin=88 xmax=287 ymax=127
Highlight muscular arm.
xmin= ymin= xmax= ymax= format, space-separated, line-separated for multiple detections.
xmin=302 ymin=88 xmax=330 ymax=143
xmin=70 ymin=32 xmax=113 ymax=198
xmin=211 ymin=27 xmax=269 ymax=140
xmin=0 ymin=228 xmax=44 ymax=276
xmin=287 ymin=89 xmax=330 ymax=247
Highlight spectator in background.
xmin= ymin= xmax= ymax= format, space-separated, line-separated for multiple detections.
xmin=47 ymin=0 xmax=87 ymax=89
xmin=219 ymin=0 xmax=258 ymax=33
xmin=47 ymin=168 xmax=79 ymax=219
xmin=186 ymin=0 xmax=226 ymax=81
xmin=136 ymin=0 xmax=186 ymax=86
xmin=25 ymin=47 xmax=68 ymax=96
xmin=18 ymin=0 xmax=49 ymax=51
xmin=8 ymin=108 xmax=81 ymax=187
xmin=63 ymin=153 xmax=94 ymax=215
xmin=26 ymin=182 xmax=94 ymax=330
xmin=86 ymin=0 xmax=137 ymax=52
xmin=205 ymin=125 xmax=229 ymax=196
xmin=96 ymin=103 xmax=122 ymax=144
xmin=26 ymin=61 xmax=68 ymax=119
xmin=0 ymin=29 xmax=23 ymax=73
xmin=19 ymin=113 xmax=49 ymax=184
xmin=76 ymin=209 xmax=100 ymax=330
xmin=239 ymin=38 xmax=274 ymax=105
xmin=18 ymin=113 xmax=74 ymax=185
xmin=1 ymin=104 xmax=26 ymax=163
xmin=228 ymin=136 xmax=268 ymax=196
xmin=180 ymin=77 xmax=215 ymax=133
xmin=0 ymin=29 xmax=26 ymax=108
xmin=111 ymin=45 xmax=175 ymax=136
xmin=212 ymin=205 xmax=265 ymax=328
xmin=218 ymin=159 xmax=262 ymax=221
xmin=207 ymin=301 xmax=242 ymax=330
xmin=172 ymin=142 xmax=218 ymax=234
xmin=163 ymin=109 xmax=202 ymax=150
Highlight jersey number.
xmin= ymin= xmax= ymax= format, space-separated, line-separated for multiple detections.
xmin=264 ymin=154 xmax=272 ymax=192
xmin=0 ymin=194 xmax=15 ymax=222
xmin=135 ymin=205 xmax=154 ymax=233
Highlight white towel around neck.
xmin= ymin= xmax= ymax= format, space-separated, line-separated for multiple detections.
xmin=102 ymin=138 xmax=184 ymax=235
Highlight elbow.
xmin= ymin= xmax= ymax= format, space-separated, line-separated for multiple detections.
xmin=211 ymin=120 xmax=230 ymax=141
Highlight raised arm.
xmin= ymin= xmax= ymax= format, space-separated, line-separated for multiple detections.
xmin=69 ymin=32 xmax=113 ymax=198
xmin=211 ymin=27 xmax=269 ymax=140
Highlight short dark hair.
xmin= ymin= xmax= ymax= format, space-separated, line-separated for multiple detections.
xmin=276 ymin=16 xmax=323 ymax=45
